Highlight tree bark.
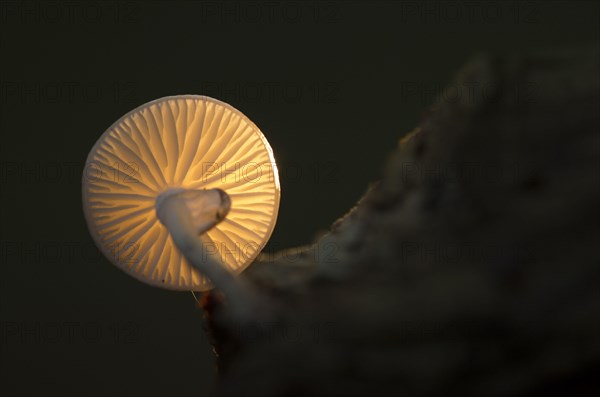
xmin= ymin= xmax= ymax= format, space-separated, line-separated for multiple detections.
xmin=202 ymin=46 xmax=600 ymax=397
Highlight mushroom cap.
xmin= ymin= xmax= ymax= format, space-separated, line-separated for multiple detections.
xmin=82 ymin=95 xmax=280 ymax=291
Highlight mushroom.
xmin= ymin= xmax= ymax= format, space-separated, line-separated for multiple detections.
xmin=82 ymin=95 xmax=280 ymax=313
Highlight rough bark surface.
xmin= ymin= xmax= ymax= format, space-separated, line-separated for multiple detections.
xmin=203 ymin=47 xmax=600 ymax=397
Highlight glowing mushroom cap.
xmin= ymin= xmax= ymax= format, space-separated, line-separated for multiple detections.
xmin=82 ymin=95 xmax=280 ymax=291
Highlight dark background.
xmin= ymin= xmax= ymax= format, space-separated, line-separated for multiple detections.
xmin=0 ymin=1 xmax=597 ymax=396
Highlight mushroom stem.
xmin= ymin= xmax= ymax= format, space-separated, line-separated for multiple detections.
xmin=156 ymin=189 xmax=258 ymax=318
